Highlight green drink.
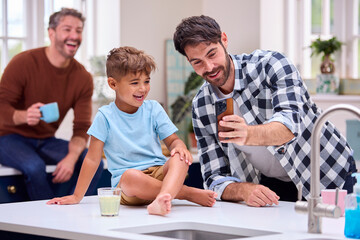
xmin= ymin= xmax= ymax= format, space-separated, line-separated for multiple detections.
xmin=97 ymin=187 xmax=121 ymax=217
xmin=99 ymin=196 xmax=121 ymax=216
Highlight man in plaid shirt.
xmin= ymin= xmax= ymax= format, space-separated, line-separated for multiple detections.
xmin=173 ymin=15 xmax=357 ymax=207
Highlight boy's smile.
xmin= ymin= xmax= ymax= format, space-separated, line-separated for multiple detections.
xmin=109 ymin=72 xmax=150 ymax=114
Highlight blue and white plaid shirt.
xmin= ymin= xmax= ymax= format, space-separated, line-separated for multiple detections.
xmin=192 ymin=50 xmax=354 ymax=200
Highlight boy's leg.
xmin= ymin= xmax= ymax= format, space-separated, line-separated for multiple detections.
xmin=120 ymin=154 xmax=187 ymax=200
xmin=120 ymin=156 xmax=216 ymax=215
xmin=156 ymin=153 xmax=188 ymax=198
xmin=146 ymin=155 xmax=188 ymax=215
xmin=150 ymin=156 xmax=217 ymax=214
xmin=0 ymin=134 xmax=54 ymax=200
xmin=120 ymin=168 xmax=163 ymax=200
xmin=121 ymin=169 xmax=216 ymax=205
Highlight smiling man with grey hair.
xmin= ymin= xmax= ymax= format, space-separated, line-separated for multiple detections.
xmin=0 ymin=8 xmax=103 ymax=201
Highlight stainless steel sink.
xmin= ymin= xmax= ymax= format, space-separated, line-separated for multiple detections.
xmin=114 ymin=222 xmax=279 ymax=240
xmin=144 ymin=229 xmax=251 ymax=240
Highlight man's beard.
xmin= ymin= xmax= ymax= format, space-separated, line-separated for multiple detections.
xmin=203 ymin=51 xmax=231 ymax=88
xmin=55 ymin=38 xmax=81 ymax=59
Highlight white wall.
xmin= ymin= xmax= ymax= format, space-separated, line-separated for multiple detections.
xmin=203 ymin=0 xmax=261 ymax=55
xmin=260 ymin=0 xmax=284 ymax=52
xmin=95 ymin=0 xmax=121 ymax=56
xmin=120 ymin=0 xmax=203 ymax=106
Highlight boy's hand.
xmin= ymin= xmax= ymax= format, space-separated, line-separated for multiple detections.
xmin=170 ymin=147 xmax=193 ymax=165
xmin=46 ymin=195 xmax=81 ymax=205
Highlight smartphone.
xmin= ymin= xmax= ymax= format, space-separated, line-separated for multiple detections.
xmin=215 ymin=97 xmax=234 ymax=141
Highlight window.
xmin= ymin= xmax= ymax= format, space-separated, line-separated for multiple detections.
xmin=0 ymin=0 xmax=26 ymax=74
xmin=285 ymin=0 xmax=359 ymax=79
xmin=0 ymin=0 xmax=88 ymax=75
xmin=310 ymin=0 xmax=335 ymax=78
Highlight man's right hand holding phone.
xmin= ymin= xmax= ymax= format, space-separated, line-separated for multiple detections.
xmin=218 ymin=115 xmax=249 ymax=145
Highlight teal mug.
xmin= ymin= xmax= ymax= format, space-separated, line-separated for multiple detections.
xmin=40 ymin=102 xmax=59 ymax=123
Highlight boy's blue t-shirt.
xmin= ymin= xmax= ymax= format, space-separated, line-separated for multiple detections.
xmin=87 ymin=100 xmax=178 ymax=187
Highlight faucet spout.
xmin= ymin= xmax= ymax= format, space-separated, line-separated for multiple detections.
xmin=295 ymin=104 xmax=360 ymax=233
xmin=310 ymin=104 xmax=360 ymax=199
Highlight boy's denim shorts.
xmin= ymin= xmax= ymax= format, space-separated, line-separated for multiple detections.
xmin=120 ymin=165 xmax=165 ymax=206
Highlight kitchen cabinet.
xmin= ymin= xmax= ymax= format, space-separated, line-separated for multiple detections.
xmin=0 ymin=175 xmax=30 ymax=203
xmin=0 ymin=166 xmax=112 ymax=204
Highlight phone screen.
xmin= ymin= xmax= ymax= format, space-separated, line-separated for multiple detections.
xmin=215 ymin=97 xmax=234 ymax=140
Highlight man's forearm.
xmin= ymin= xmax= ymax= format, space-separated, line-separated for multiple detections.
xmin=221 ymin=182 xmax=245 ymax=202
xmin=12 ymin=110 xmax=27 ymax=125
xmin=67 ymin=136 xmax=87 ymax=163
xmin=246 ymin=122 xmax=294 ymax=146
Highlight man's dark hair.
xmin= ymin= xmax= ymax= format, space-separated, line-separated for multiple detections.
xmin=173 ymin=15 xmax=222 ymax=56
xmin=48 ymin=8 xmax=85 ymax=30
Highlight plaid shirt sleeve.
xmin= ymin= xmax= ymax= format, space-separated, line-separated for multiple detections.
xmin=263 ymin=52 xmax=306 ymax=139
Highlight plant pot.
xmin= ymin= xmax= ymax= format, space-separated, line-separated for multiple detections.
xmin=320 ymin=54 xmax=335 ymax=74
xmin=316 ymin=74 xmax=339 ymax=94
xmin=188 ymin=132 xmax=197 ymax=149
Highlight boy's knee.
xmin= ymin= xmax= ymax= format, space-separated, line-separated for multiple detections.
xmin=168 ymin=155 xmax=189 ymax=170
xmin=121 ymin=169 xmax=143 ymax=183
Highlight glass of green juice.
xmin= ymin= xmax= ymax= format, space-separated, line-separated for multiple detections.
xmin=97 ymin=187 xmax=121 ymax=217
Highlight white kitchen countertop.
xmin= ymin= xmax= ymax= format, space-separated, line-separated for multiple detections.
xmin=0 ymin=196 xmax=347 ymax=240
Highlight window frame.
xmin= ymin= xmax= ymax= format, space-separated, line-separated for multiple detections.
xmin=285 ymin=0 xmax=359 ymax=79
xmin=0 ymin=0 xmax=91 ymax=74
xmin=1 ymin=0 xmax=26 ymax=72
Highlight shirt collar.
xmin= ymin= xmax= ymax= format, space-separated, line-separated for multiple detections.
xmin=230 ymin=54 xmax=245 ymax=92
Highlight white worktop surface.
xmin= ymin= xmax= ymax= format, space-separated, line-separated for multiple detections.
xmin=0 ymin=196 xmax=347 ymax=240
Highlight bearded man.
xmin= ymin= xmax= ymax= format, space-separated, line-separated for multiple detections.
xmin=173 ymin=15 xmax=357 ymax=207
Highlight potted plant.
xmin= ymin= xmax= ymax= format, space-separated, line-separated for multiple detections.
xmin=170 ymin=71 xmax=204 ymax=148
xmin=310 ymin=37 xmax=343 ymax=74
xmin=89 ymin=56 xmax=114 ymax=106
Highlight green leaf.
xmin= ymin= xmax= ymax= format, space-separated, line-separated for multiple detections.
xmin=309 ymin=37 xmax=343 ymax=59
xmin=170 ymin=94 xmax=195 ymax=124
xmin=170 ymin=71 xmax=204 ymax=126
xmin=184 ymin=72 xmax=204 ymax=95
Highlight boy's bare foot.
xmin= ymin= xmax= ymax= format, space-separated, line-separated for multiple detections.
xmin=185 ymin=188 xmax=217 ymax=207
xmin=147 ymin=193 xmax=172 ymax=216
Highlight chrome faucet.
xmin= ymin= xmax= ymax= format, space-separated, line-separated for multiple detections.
xmin=295 ymin=104 xmax=360 ymax=233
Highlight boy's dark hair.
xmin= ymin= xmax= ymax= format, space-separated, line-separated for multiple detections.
xmin=48 ymin=8 xmax=85 ymax=30
xmin=106 ymin=46 xmax=156 ymax=79
xmin=173 ymin=15 xmax=222 ymax=56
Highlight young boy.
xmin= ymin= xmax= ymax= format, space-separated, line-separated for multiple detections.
xmin=47 ymin=46 xmax=217 ymax=216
